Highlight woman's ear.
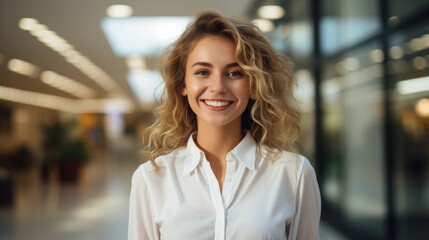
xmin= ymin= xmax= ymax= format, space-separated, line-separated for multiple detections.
xmin=181 ymin=87 xmax=187 ymax=96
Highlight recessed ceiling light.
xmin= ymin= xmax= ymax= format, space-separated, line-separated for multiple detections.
xmin=257 ymin=5 xmax=285 ymax=20
xmin=106 ymin=4 xmax=133 ymax=18
xmin=41 ymin=71 xmax=96 ymax=98
xmin=7 ymin=59 xmax=39 ymax=78
xmin=18 ymin=18 xmax=39 ymax=31
xmin=252 ymin=19 xmax=274 ymax=32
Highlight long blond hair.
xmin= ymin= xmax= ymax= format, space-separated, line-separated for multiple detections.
xmin=144 ymin=11 xmax=301 ymax=170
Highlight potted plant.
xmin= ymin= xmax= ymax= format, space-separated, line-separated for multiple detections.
xmin=57 ymin=138 xmax=89 ymax=183
xmin=41 ymin=116 xmax=90 ymax=184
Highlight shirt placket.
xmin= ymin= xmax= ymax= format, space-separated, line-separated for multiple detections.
xmin=222 ymin=153 xmax=236 ymax=208
xmin=202 ymin=154 xmax=225 ymax=240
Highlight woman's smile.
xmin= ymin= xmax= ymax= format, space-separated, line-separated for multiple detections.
xmin=201 ymin=99 xmax=234 ymax=110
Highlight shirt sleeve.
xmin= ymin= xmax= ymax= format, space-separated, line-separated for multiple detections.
xmin=128 ymin=166 xmax=160 ymax=240
xmin=287 ymin=157 xmax=321 ymax=240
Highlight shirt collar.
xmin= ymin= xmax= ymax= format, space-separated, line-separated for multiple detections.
xmin=183 ymin=131 xmax=257 ymax=176
xmin=230 ymin=131 xmax=257 ymax=171
xmin=183 ymin=133 xmax=203 ymax=176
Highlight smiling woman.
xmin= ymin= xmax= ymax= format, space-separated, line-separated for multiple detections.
xmin=128 ymin=10 xmax=321 ymax=240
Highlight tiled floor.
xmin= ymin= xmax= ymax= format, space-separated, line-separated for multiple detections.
xmin=0 ymin=136 xmax=348 ymax=240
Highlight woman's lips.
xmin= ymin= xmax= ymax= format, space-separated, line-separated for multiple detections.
xmin=202 ymin=99 xmax=233 ymax=110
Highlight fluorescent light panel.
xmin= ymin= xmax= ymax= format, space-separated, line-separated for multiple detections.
xmin=7 ymin=58 xmax=96 ymax=98
xmin=101 ymin=17 xmax=191 ymax=57
xmin=8 ymin=59 xmax=39 ymax=78
xmin=127 ymin=70 xmax=164 ymax=104
xmin=0 ymin=85 xmax=133 ymax=113
xmin=397 ymin=76 xmax=429 ymax=94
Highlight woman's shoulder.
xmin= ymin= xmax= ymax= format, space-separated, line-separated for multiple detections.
xmin=133 ymin=146 xmax=187 ymax=178
xmin=260 ymin=149 xmax=315 ymax=178
xmin=278 ymin=151 xmax=317 ymax=182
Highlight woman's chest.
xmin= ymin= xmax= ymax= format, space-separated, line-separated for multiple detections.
xmin=156 ymin=174 xmax=295 ymax=240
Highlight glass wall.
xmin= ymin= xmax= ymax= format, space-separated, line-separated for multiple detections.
xmin=320 ymin=0 xmax=380 ymax=54
xmin=321 ymin=42 xmax=386 ymax=238
xmin=389 ymin=18 xmax=429 ymax=239
xmin=390 ymin=0 xmax=429 ymax=20
xmin=251 ymin=0 xmax=429 ymax=239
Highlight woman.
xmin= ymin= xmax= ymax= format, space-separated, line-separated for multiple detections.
xmin=128 ymin=11 xmax=321 ymax=240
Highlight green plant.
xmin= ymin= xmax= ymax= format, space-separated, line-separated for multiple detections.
xmin=60 ymin=139 xmax=89 ymax=164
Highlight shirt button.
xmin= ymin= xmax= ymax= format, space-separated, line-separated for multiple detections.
xmin=227 ymin=154 xmax=234 ymax=162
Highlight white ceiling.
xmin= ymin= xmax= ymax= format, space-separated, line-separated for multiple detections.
xmin=0 ymin=0 xmax=255 ymax=112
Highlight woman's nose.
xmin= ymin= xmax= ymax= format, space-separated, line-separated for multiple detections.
xmin=209 ymin=73 xmax=227 ymax=93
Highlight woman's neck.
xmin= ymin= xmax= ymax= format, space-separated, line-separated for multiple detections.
xmin=195 ymin=124 xmax=243 ymax=163
xmin=195 ymin=123 xmax=243 ymax=192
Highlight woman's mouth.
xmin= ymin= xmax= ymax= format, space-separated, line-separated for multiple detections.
xmin=202 ymin=100 xmax=233 ymax=110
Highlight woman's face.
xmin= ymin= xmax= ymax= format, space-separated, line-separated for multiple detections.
xmin=182 ymin=35 xmax=250 ymax=130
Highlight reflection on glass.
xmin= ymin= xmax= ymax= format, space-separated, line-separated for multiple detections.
xmin=390 ymin=0 xmax=429 ymax=22
xmin=390 ymin=19 xmax=429 ymax=240
xmin=320 ymin=0 xmax=380 ymax=54
xmin=322 ymin=41 xmax=386 ymax=238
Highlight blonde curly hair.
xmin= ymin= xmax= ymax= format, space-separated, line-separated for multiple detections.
xmin=144 ymin=11 xmax=301 ymax=170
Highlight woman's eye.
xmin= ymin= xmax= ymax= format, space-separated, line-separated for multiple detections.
xmin=227 ymin=71 xmax=244 ymax=78
xmin=195 ymin=70 xmax=209 ymax=76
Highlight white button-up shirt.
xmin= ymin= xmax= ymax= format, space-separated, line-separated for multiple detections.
xmin=128 ymin=132 xmax=321 ymax=240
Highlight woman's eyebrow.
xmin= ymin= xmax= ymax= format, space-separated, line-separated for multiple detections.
xmin=190 ymin=62 xmax=240 ymax=68
xmin=225 ymin=62 xmax=240 ymax=68
xmin=191 ymin=62 xmax=212 ymax=68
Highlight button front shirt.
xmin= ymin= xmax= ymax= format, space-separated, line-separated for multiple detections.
xmin=128 ymin=132 xmax=321 ymax=240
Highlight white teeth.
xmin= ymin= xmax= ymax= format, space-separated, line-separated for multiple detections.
xmin=204 ymin=100 xmax=231 ymax=107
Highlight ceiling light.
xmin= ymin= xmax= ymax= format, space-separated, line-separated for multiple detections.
xmin=18 ymin=18 xmax=39 ymax=31
xmin=19 ymin=18 xmax=127 ymax=97
xmin=388 ymin=16 xmax=400 ymax=25
xmin=413 ymin=56 xmax=427 ymax=70
xmin=106 ymin=5 xmax=133 ymax=18
xmin=409 ymin=37 xmax=424 ymax=52
xmin=369 ymin=49 xmax=384 ymax=63
xmin=415 ymin=98 xmax=429 ymax=117
xmin=41 ymin=71 xmax=96 ymax=98
xmin=127 ymin=70 xmax=164 ymax=106
xmin=252 ymin=19 xmax=274 ymax=32
xmin=257 ymin=5 xmax=285 ymax=20
xmin=389 ymin=46 xmax=404 ymax=59
xmin=343 ymin=57 xmax=360 ymax=72
xmin=7 ymin=59 xmax=39 ymax=78
xmin=423 ymin=34 xmax=429 ymax=48
xmin=0 ymin=85 xmax=133 ymax=113
xmin=397 ymin=76 xmax=429 ymax=95
xmin=101 ymin=17 xmax=191 ymax=57
xmin=126 ymin=55 xmax=146 ymax=70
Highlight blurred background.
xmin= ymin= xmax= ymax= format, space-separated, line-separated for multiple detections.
xmin=0 ymin=0 xmax=428 ymax=239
